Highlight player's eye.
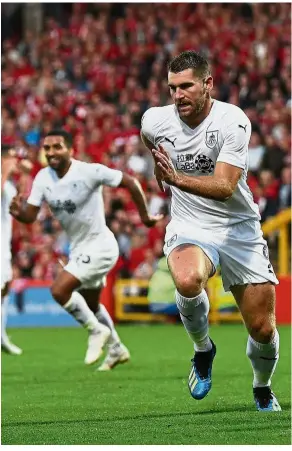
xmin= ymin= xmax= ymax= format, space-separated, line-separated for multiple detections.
xmin=43 ymin=146 xmax=50 ymax=151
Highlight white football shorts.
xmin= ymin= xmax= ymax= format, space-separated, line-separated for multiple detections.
xmin=1 ymin=254 xmax=12 ymax=290
xmin=163 ymin=219 xmax=279 ymax=292
xmin=65 ymin=229 xmax=119 ymax=289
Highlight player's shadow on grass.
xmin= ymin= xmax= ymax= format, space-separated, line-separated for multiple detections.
xmin=2 ymin=402 xmax=291 ymax=428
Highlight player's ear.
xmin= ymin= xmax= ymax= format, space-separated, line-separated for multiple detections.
xmin=204 ymin=76 xmax=213 ymax=94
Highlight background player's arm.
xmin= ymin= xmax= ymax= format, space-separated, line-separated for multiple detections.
xmin=119 ymin=173 xmax=163 ymax=226
xmin=10 ymin=173 xmax=43 ymax=223
xmin=9 ymin=196 xmax=40 ymax=223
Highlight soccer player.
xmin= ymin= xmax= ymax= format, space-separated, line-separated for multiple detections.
xmin=10 ymin=130 xmax=163 ymax=369
xmin=141 ymin=51 xmax=281 ymax=411
xmin=1 ymin=146 xmax=23 ymax=355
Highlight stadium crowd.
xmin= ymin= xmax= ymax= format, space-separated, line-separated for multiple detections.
xmin=1 ymin=3 xmax=291 ymax=281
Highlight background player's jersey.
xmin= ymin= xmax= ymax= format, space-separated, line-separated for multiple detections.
xmin=1 ymin=180 xmax=17 ymax=260
xmin=27 ymin=159 xmax=122 ymax=250
xmin=142 ymin=100 xmax=260 ymax=227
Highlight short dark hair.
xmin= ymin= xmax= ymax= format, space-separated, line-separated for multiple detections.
xmin=45 ymin=130 xmax=73 ymax=148
xmin=168 ymin=50 xmax=211 ymax=80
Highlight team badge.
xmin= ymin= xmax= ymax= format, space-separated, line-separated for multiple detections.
xmin=205 ymin=130 xmax=219 ymax=149
xmin=195 ymin=154 xmax=215 ymax=174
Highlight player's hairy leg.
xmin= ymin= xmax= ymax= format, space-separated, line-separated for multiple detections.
xmin=168 ymin=244 xmax=212 ymax=297
xmin=231 ymin=282 xmax=280 ymax=410
xmin=168 ymin=244 xmax=216 ymax=399
xmin=231 ymin=282 xmax=276 ymax=344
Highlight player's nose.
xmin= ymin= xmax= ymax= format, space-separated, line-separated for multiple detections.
xmin=175 ymin=88 xmax=184 ymax=100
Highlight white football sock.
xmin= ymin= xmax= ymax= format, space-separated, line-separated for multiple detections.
xmin=1 ymin=295 xmax=9 ymax=344
xmin=175 ymin=289 xmax=212 ymax=352
xmin=246 ymin=330 xmax=280 ymax=388
xmin=96 ymin=304 xmax=121 ymax=347
xmin=64 ymin=291 xmax=101 ymax=333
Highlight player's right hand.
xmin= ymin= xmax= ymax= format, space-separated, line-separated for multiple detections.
xmin=154 ymin=164 xmax=165 ymax=192
xmin=9 ymin=193 xmax=24 ymax=218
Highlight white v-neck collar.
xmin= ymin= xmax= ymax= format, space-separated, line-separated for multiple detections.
xmin=49 ymin=158 xmax=75 ymax=182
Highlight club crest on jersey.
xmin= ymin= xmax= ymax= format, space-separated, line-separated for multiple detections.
xmin=205 ymin=130 xmax=218 ymax=149
xmin=195 ymin=155 xmax=215 ymax=174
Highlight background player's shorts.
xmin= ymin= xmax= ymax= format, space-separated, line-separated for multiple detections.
xmin=164 ymin=219 xmax=279 ymax=292
xmin=1 ymin=255 xmax=12 ymax=290
xmin=64 ymin=229 xmax=119 ymax=289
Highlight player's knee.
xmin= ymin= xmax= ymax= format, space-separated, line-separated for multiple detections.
xmin=250 ymin=317 xmax=275 ymax=344
xmin=176 ymin=270 xmax=205 ymax=298
xmin=51 ymin=283 xmax=71 ymax=306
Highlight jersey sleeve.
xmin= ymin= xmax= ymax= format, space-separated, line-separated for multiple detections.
xmin=141 ymin=107 xmax=162 ymax=146
xmin=89 ymin=164 xmax=123 ymax=188
xmin=27 ymin=172 xmax=45 ymax=206
xmin=217 ymin=113 xmax=251 ymax=170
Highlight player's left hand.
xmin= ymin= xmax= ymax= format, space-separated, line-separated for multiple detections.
xmin=152 ymin=145 xmax=179 ymax=186
xmin=141 ymin=213 xmax=164 ymax=227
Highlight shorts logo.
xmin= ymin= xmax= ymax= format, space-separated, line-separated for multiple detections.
xmin=206 ymin=130 xmax=218 ymax=149
xmin=167 ymin=234 xmax=177 ymax=247
xmin=195 ymin=155 xmax=215 ymax=174
xmin=76 ymin=254 xmax=91 ymax=264
xmin=263 ymin=244 xmax=269 ymax=260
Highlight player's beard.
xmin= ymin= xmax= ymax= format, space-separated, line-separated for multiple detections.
xmin=177 ymin=88 xmax=207 ymax=119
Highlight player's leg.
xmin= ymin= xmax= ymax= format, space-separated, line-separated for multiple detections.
xmin=80 ymin=288 xmax=130 ymax=371
xmin=167 ymin=243 xmax=217 ymax=400
xmin=220 ymin=219 xmax=280 ymax=411
xmin=1 ymin=282 xmax=23 ymax=355
xmin=231 ymin=282 xmax=281 ymax=411
xmin=50 ymin=270 xmax=110 ymax=365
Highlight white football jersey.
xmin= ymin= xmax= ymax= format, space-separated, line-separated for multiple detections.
xmin=1 ymin=180 xmax=17 ymax=260
xmin=27 ymin=159 xmax=123 ymax=250
xmin=141 ymin=99 xmax=260 ymax=227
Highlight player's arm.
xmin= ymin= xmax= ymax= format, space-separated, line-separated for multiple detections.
xmin=10 ymin=195 xmax=40 ymax=223
xmin=140 ymin=131 xmax=164 ymax=192
xmin=91 ymin=163 xmax=163 ymax=227
xmin=152 ymin=118 xmax=250 ymax=201
xmin=119 ymin=173 xmax=163 ymax=227
xmin=10 ymin=173 xmax=43 ymax=223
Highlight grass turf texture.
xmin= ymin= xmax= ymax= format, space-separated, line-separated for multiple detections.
xmin=1 ymin=324 xmax=291 ymax=445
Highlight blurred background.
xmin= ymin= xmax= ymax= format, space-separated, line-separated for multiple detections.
xmin=1 ymin=3 xmax=291 ymax=327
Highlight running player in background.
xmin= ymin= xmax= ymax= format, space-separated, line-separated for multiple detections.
xmin=10 ymin=130 xmax=163 ymax=370
xmin=141 ymin=50 xmax=281 ymax=411
xmin=1 ymin=146 xmax=24 ymax=355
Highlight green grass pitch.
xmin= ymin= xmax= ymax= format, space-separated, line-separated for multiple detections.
xmin=1 ymin=324 xmax=291 ymax=445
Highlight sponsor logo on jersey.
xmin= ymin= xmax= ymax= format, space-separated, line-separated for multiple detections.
xmin=205 ymin=130 xmax=218 ymax=149
xmin=195 ymin=154 xmax=215 ymax=174
xmin=51 ymin=199 xmax=77 ymax=214
xmin=175 ymin=153 xmax=196 ymax=172
xmin=164 ymin=137 xmax=177 ymax=148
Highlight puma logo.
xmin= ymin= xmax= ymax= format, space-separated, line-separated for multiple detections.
xmin=238 ymin=124 xmax=247 ymax=132
xmin=164 ymin=137 xmax=177 ymax=148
